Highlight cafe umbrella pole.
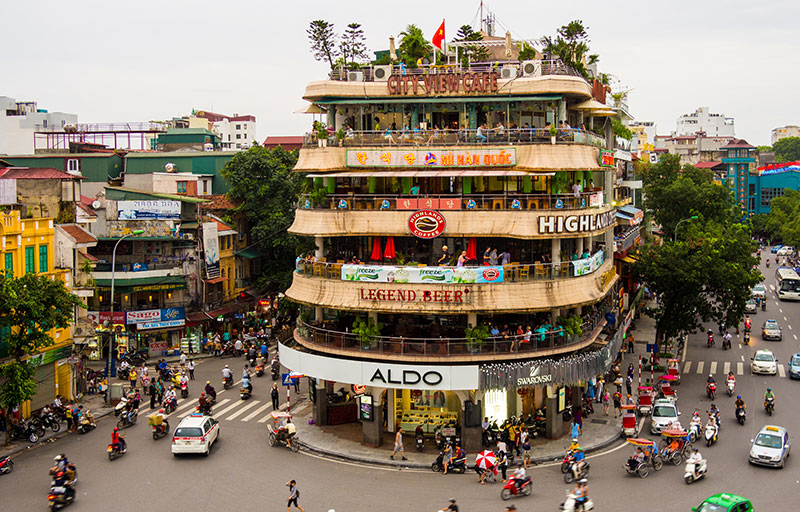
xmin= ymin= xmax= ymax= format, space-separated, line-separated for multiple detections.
xmin=105 ymin=230 xmax=145 ymax=406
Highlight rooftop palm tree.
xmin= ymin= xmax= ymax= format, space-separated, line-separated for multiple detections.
xmin=398 ymin=24 xmax=432 ymax=66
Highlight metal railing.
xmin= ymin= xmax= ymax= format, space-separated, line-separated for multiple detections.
xmin=94 ymin=261 xmax=183 ymax=272
xmin=295 ymin=251 xmax=607 ymax=283
xmin=295 ymin=308 xmax=608 ymax=358
xmin=304 ymin=128 xmax=606 ymax=149
xmin=328 ymin=59 xmax=585 ymax=82
xmin=614 ymin=226 xmax=641 ymax=254
xmin=300 ymin=191 xmax=605 ymax=211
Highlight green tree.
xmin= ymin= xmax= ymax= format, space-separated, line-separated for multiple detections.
xmin=307 ymin=20 xmax=339 ymax=70
xmin=0 ymin=273 xmax=83 ymax=445
xmin=454 ymin=24 xmax=488 ymax=66
xmin=221 ymin=146 xmax=311 ymax=293
xmin=757 ymin=145 xmax=773 ymax=153
xmin=339 ymin=22 xmax=368 ymax=67
xmin=398 ymin=24 xmax=432 ymax=66
xmin=773 ymin=137 xmax=800 ymax=163
xmin=542 ymin=20 xmax=598 ymax=79
xmin=760 ymin=189 xmax=800 ymax=246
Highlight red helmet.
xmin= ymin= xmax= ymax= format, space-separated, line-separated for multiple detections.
xmin=113 ymin=427 xmax=119 ymax=432
xmin=201 ymin=392 xmax=206 ymax=396
xmin=159 ymin=409 xmax=164 ymax=413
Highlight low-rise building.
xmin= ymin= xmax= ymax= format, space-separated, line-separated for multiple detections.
xmin=194 ymin=110 xmax=257 ymax=150
xmin=0 ymin=96 xmax=78 ymax=155
xmin=771 ymin=125 xmax=800 ymax=145
xmin=675 ymin=106 xmax=735 ymax=137
xmin=721 ymin=139 xmax=757 ymax=213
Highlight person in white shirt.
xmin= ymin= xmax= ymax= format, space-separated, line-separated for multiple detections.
xmin=686 ymin=448 xmax=705 ymax=478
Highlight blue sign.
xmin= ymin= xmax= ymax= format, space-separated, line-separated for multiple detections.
xmin=131 ymin=262 xmax=149 ymax=272
xmin=281 ymin=373 xmax=293 ymax=386
xmin=161 ymin=307 xmax=185 ymax=321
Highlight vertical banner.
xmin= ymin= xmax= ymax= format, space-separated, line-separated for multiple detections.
xmin=202 ymin=222 xmax=220 ymax=279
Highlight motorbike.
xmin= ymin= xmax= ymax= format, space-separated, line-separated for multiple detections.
xmin=430 ymin=451 xmax=466 ymax=474
xmin=327 ymin=387 xmax=350 ymax=404
xmin=116 ymin=409 xmax=138 ymax=429
xmin=743 ymin=331 xmax=750 ymax=345
xmin=198 ymin=401 xmax=213 ymax=415
xmin=435 ymin=430 xmax=444 ymax=450
xmin=107 ymin=436 xmax=127 ymax=461
xmin=48 ymin=463 xmax=77 ymax=485
xmin=48 ymin=478 xmax=76 ymax=510
xmin=9 ymin=420 xmax=40 ymax=443
xmin=706 ymin=382 xmax=716 ymax=400
xmin=223 ymin=375 xmax=234 ymax=390
xmin=765 ymin=397 xmax=775 ymax=416
xmin=240 ymin=385 xmax=252 ymax=400
xmin=726 ymin=380 xmax=735 ymax=397
xmin=152 ymin=423 xmax=168 ymax=440
xmin=0 ymin=455 xmax=13 ymax=475
xmin=117 ymin=366 xmax=130 ymax=381
xmin=500 ymin=475 xmax=532 ymax=500
xmin=77 ymin=412 xmax=96 ymax=434
xmin=180 ymin=381 xmax=189 ymax=399
xmin=684 ymin=459 xmax=707 ymax=485
xmin=33 ymin=412 xmax=61 ymax=434
xmin=163 ymin=398 xmax=177 ymax=414
xmin=416 ymin=432 xmax=424 ymax=451
xmin=736 ymin=406 xmax=746 ymax=425
xmin=113 ymin=396 xmax=130 ymax=417
xmin=707 ymin=334 xmax=714 ymax=348
xmin=564 ymin=460 xmax=590 ymax=484
xmin=254 ymin=364 xmax=265 ymax=377
xmin=761 ymin=299 xmax=766 ymax=311
xmin=704 ymin=423 xmax=718 ymax=447
xmin=560 ymin=489 xmax=594 ymax=512
xmin=219 ymin=345 xmax=235 ymax=358
xmin=722 ymin=337 xmax=731 ymax=351
xmin=766 ymin=259 xmax=771 ymax=268
xmin=688 ymin=422 xmax=702 ymax=443
xmin=582 ymin=397 xmax=594 ymax=416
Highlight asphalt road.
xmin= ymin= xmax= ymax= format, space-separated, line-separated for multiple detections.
xmin=1 ymin=254 xmax=797 ymax=511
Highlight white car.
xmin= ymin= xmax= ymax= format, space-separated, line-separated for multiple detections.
xmin=650 ymin=398 xmax=680 ymax=434
xmin=777 ymin=246 xmax=794 ymax=256
xmin=751 ymin=349 xmax=778 ymax=375
xmin=171 ymin=414 xmax=220 ymax=456
xmin=751 ymin=284 xmax=766 ymax=299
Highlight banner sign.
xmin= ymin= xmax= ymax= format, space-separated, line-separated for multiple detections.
xmin=0 ymin=179 xmax=16 ymax=205
xmin=538 ymin=211 xmax=616 ymax=234
xmin=139 ymin=319 xmax=185 ymax=330
xmin=202 ymin=222 xmax=220 ymax=279
xmin=572 ymin=251 xmax=605 ymax=277
xmin=148 ymin=340 xmax=169 ymax=352
xmin=600 ymin=150 xmax=615 ymax=167
xmin=387 ymin=71 xmax=499 ymax=96
xmin=131 ymin=262 xmax=149 ymax=272
xmin=117 ymin=200 xmax=180 ymax=220
xmin=396 ymin=198 xmax=462 ymax=210
xmin=126 ymin=307 xmax=185 ymax=326
xmin=589 ymin=192 xmax=604 ymax=208
xmin=342 ymin=264 xmax=503 ymax=284
xmin=346 ymin=148 xmax=516 ymax=168
xmin=87 ymin=311 xmax=125 ymax=325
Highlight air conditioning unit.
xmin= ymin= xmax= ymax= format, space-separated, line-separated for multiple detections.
xmin=373 ymin=65 xmax=392 ymax=82
xmin=347 ymin=71 xmax=364 ymax=82
xmin=500 ymin=65 xmax=518 ymax=79
xmin=521 ymin=60 xmax=542 ymax=77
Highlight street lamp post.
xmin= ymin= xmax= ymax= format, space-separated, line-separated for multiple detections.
xmin=673 ymin=216 xmax=699 ymax=241
xmin=105 ymin=230 xmax=144 ymax=405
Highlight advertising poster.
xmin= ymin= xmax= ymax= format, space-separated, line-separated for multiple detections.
xmin=572 ymin=251 xmax=605 ymax=277
xmin=202 ymin=222 xmax=220 ymax=279
xmin=341 ymin=264 xmax=504 ymax=284
xmin=117 ymin=200 xmax=180 ymax=220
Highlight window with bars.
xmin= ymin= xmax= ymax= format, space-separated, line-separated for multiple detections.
xmin=761 ymin=187 xmax=785 ymax=207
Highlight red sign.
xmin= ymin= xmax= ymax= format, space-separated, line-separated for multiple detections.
xmin=481 ymin=268 xmax=501 ymax=282
xmin=408 ymin=210 xmax=446 ymax=239
xmin=359 ymin=288 xmax=467 ymax=304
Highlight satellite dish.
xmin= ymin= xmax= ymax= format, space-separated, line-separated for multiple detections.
xmin=91 ymin=200 xmax=101 ymax=209
xmin=165 ymin=163 xmax=176 ymax=172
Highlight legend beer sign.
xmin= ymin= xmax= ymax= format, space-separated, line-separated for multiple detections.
xmin=538 ymin=211 xmax=616 ymax=235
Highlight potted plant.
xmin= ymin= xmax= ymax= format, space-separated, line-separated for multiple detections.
xmin=336 ymin=128 xmax=346 ymax=147
xmin=316 ymin=123 xmax=328 ymax=148
xmin=464 ymin=324 xmax=490 ymax=354
xmin=556 ymin=314 xmax=583 ymax=342
xmin=352 ymin=317 xmax=382 ymax=350
xmin=549 ymin=122 xmax=558 ymax=145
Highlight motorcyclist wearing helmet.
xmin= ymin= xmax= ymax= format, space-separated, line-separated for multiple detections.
xmin=734 ymin=395 xmax=746 ymax=411
xmin=204 ymin=380 xmax=217 ymax=401
xmin=574 ymin=478 xmax=589 ymax=508
xmin=764 ymin=387 xmax=775 ymax=405
xmin=744 ymin=316 xmax=751 ymax=331
xmin=156 ymin=408 xmax=169 ymax=433
xmin=110 ymin=427 xmax=126 ymax=453
xmin=438 ymin=497 xmax=458 ymax=512
xmin=706 ymin=373 xmax=716 ymax=385
xmin=222 ymin=365 xmax=233 ymax=384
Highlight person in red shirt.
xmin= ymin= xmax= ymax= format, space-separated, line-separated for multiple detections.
xmin=110 ymin=427 xmax=126 ymax=453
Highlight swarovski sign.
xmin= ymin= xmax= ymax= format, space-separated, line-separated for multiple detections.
xmin=279 ymin=342 xmax=478 ymax=390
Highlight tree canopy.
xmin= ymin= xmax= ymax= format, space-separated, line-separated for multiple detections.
xmin=307 ymin=20 xmax=339 ymax=70
xmin=454 ymin=24 xmax=488 ymax=66
xmin=752 ymin=189 xmax=800 ymax=246
xmin=398 ymin=24 xmax=432 ymax=65
xmin=339 ymin=22 xmax=368 ymax=66
xmin=773 ymin=136 xmax=800 ymax=163
xmin=221 ymin=146 xmax=310 ymax=293
xmin=542 ymin=20 xmax=598 ymax=79
xmin=634 ymin=153 xmax=760 ymax=342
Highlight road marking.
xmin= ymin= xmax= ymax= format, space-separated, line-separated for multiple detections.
xmin=723 ymin=362 xmax=730 ymax=374
xmin=242 ymin=403 xmax=272 ymax=422
xmin=738 ymin=344 xmax=742 ymax=350
xmin=696 ymin=361 xmax=705 ymax=374
xmin=737 ymin=362 xmax=744 ymax=375
xmin=789 ymin=325 xmax=793 ymax=330
xmin=709 ymin=361 xmax=717 ymax=374
xmin=178 ymin=398 xmax=230 ymax=419
xmin=741 ymin=355 xmax=745 ymax=361
xmin=794 ymin=334 xmax=798 ymax=340
xmin=779 ymin=307 xmax=783 ymax=312
xmin=784 ymin=316 xmax=788 ymax=321
xmin=778 ymin=365 xmax=786 ymax=378
xmin=683 ymin=361 xmax=692 ymax=374
xmin=225 ymin=400 xmax=261 ymax=420
xmin=173 ymin=398 xmax=201 ymax=415
xmin=214 ymin=399 xmax=246 ymax=419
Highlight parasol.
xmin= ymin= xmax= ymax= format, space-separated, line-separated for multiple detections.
xmin=370 ymin=237 xmax=382 ymax=261
xmin=475 ymin=449 xmax=496 ymax=469
xmin=466 ymin=237 xmax=477 ymax=261
xmin=389 ymin=36 xmax=397 ymax=61
xmin=383 ymin=236 xmax=396 ymax=259
xmin=504 ymin=31 xmax=512 ymax=58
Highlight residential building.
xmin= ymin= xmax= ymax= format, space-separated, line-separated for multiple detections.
xmin=771 ymin=125 xmax=800 ymax=145
xmin=124 ymin=171 xmax=214 ymax=197
xmin=630 ymin=121 xmax=656 ymax=154
xmin=747 ymin=161 xmax=800 ymax=215
xmin=263 ymin=136 xmax=303 ymax=150
xmin=662 ymin=134 xmax=734 ymax=166
xmin=194 ymin=110 xmax=257 ymax=150
xmin=0 ymin=167 xmax=83 ymax=221
xmin=721 ymin=139 xmax=757 ymax=213
xmin=0 ymin=96 xmax=78 ymax=155
xmin=156 ymin=128 xmax=220 ymax=152
xmin=675 ymin=106 xmax=735 ymax=137
xmin=282 ymin=53 xmax=627 ymax=450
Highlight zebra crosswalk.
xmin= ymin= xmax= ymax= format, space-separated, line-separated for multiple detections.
xmin=681 ymin=360 xmax=789 ymax=377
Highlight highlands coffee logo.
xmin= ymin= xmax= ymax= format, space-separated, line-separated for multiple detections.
xmin=408 ymin=210 xmax=446 ymax=239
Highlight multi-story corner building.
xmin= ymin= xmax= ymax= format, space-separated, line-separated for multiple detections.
xmin=675 ymin=106 xmax=735 ymax=137
xmin=721 ymin=139 xmax=757 ymax=213
xmin=0 ymin=96 xmax=78 ymax=155
xmin=771 ymin=125 xmax=800 ymax=145
xmin=280 ymin=58 xmax=626 ymax=449
xmin=193 ymin=110 xmax=257 ymax=150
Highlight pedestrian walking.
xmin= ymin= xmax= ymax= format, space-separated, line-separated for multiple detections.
xmin=390 ymin=427 xmax=407 ymax=460
xmin=187 ymin=359 xmax=195 ymax=380
xmin=570 ymin=420 xmax=580 ymax=439
xmin=602 ymin=391 xmax=610 ymax=416
xmin=180 ymin=351 xmax=187 ymax=367
xmin=595 ymin=377 xmax=604 ymax=403
xmin=625 ymin=374 xmax=633 ymax=397
xmin=497 ymin=450 xmax=508 ymax=481
xmin=293 ymin=376 xmax=300 ymax=394
xmin=129 ymin=367 xmax=138 ymax=390
xmin=149 ymin=381 xmax=158 ymax=409
xmin=286 ymin=480 xmax=304 ymax=512
xmin=612 ymin=391 xmax=622 ymax=418
xmin=271 ymin=383 xmax=280 ymax=411
xmin=573 ymin=405 xmax=582 ymax=435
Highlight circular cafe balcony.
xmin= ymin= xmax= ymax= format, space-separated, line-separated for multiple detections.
xmin=286 ymin=255 xmax=618 ymax=315
xmin=293 ymin=312 xmax=610 ymax=364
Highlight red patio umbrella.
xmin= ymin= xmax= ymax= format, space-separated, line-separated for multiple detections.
xmin=370 ymin=236 xmax=382 ymax=261
xmin=466 ymin=237 xmax=477 ymax=261
xmin=383 ymin=236 xmax=396 ymax=259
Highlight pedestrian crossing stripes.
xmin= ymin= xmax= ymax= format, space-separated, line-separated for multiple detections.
xmin=137 ymin=394 xmax=290 ymax=424
xmin=709 ymin=361 xmax=717 ymax=374
xmin=696 ymin=361 xmax=705 ymax=374
xmin=723 ymin=362 xmax=730 ymax=375
xmin=225 ymin=400 xmax=261 ymax=420
xmin=737 ymin=362 xmax=744 ymax=375
xmin=242 ymin=403 xmax=272 ymax=422
xmin=778 ymin=365 xmax=786 ymax=378
xmin=682 ymin=360 xmax=789 ymax=378
xmin=683 ymin=361 xmax=692 ymax=374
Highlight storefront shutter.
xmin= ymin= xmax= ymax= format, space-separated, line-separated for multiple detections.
xmin=30 ymin=363 xmax=56 ymax=411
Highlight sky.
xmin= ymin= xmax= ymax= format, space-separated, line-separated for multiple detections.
xmin=3 ymin=0 xmax=799 ymax=146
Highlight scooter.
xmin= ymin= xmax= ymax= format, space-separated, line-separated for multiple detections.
xmin=327 ymin=387 xmax=350 ymax=404
xmin=706 ymin=383 xmax=716 ymax=400
xmin=761 ymin=299 xmax=767 ymax=312
xmin=152 ymin=423 xmax=168 ymax=440
xmin=254 ymin=364 xmax=265 ymax=377
xmin=707 ymin=333 xmax=714 ymax=348
xmin=765 ymin=397 xmax=775 ymax=416
xmin=500 ymin=475 xmax=532 ymax=500
xmin=736 ymin=406 xmax=746 ymax=425
xmin=430 ymin=452 xmax=466 ymax=473
xmin=48 ymin=476 xmax=76 ymax=510
xmin=743 ymin=331 xmax=750 ymax=345
xmin=722 ymin=337 xmax=731 ymax=351
xmin=726 ymin=380 xmax=735 ymax=397
xmin=688 ymin=421 xmax=702 ymax=443
xmin=163 ymin=397 xmax=177 ymax=414
xmin=766 ymin=259 xmax=771 ymax=268
xmin=0 ymin=455 xmax=13 ymax=475
xmin=116 ymin=409 xmax=138 ymax=429
xmin=560 ymin=489 xmax=594 ymax=511
xmin=180 ymin=381 xmax=189 ymax=399
xmin=240 ymin=386 xmax=252 ymax=400
xmin=416 ymin=432 xmax=424 ymax=451
xmin=704 ymin=423 xmax=718 ymax=447
xmin=223 ymin=375 xmax=233 ymax=390
xmin=113 ymin=396 xmax=130 ymax=417
xmin=9 ymin=420 xmax=40 ymax=443
xmin=107 ymin=436 xmax=127 ymax=461
xmin=77 ymin=414 xmax=96 ymax=434
xmin=564 ymin=460 xmax=590 ymax=484
xmin=683 ymin=459 xmax=707 ymax=484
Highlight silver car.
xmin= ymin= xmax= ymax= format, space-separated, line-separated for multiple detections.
xmin=762 ymin=319 xmax=782 ymax=341
xmin=650 ymin=399 xmax=680 ymax=434
xmin=745 ymin=299 xmax=757 ymax=314
xmin=752 ymin=284 xmax=767 ymax=299
xmin=749 ymin=425 xmax=790 ymax=468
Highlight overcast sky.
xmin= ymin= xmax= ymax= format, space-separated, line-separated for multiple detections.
xmin=4 ymin=0 xmax=798 ymax=146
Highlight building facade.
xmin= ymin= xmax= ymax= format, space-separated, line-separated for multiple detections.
xmin=675 ymin=106 xmax=735 ymax=137
xmin=281 ymin=59 xmax=625 ymax=449
xmin=771 ymin=125 xmax=800 ymax=145
xmin=194 ymin=110 xmax=257 ymax=150
xmin=748 ymin=162 xmax=800 ymax=215
xmin=0 ymin=96 xmax=78 ymax=155
xmin=721 ymin=139 xmax=757 ymax=213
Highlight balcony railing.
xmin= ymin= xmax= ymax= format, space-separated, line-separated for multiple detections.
xmin=300 ymin=191 xmax=606 ymax=211
xmin=295 ymin=307 xmax=609 ymax=359
xmin=94 ymin=261 xmax=183 ymax=272
xmin=328 ymin=59 xmax=585 ymax=82
xmin=614 ymin=226 xmax=641 ymax=254
xmin=304 ymin=127 xmax=606 ymax=149
xmin=296 ymin=250 xmax=607 ymax=283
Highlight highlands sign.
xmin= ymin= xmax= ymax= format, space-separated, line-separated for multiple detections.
xmin=538 ymin=211 xmax=616 ymax=235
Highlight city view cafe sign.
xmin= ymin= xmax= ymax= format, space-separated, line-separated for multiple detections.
xmin=387 ymin=71 xmax=500 ymax=95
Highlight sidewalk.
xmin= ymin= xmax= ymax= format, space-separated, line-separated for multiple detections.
xmin=293 ymin=403 xmax=623 ymax=470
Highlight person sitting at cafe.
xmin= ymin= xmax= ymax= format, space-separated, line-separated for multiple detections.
xmin=437 ymin=245 xmax=450 ymax=266
xmin=383 ymin=126 xmax=396 ymax=145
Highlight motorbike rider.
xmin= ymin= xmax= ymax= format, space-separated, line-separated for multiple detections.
xmin=242 ymin=365 xmax=251 ymax=381
xmin=52 ymin=453 xmax=74 ymax=481
xmin=198 ymin=392 xmax=211 ymax=414
xmin=222 ymin=365 xmax=233 ymax=385
xmin=764 ymin=387 xmax=775 ymax=407
xmin=744 ymin=316 xmax=751 ymax=331
xmin=164 ymin=386 xmax=178 ymax=409
xmin=285 ymin=418 xmax=297 ymax=449
xmin=110 ymin=427 xmax=126 ymax=453
xmin=726 ymin=371 xmax=736 ymax=391
xmin=686 ymin=448 xmax=705 ymax=478
xmin=574 ymin=479 xmax=589 ymax=510
xmin=437 ymin=498 xmax=459 ymax=512
xmin=689 ymin=411 xmax=703 ymax=435
xmin=722 ymin=331 xmax=732 ymax=348
xmin=204 ymin=381 xmax=217 ymax=401
xmin=510 ymin=463 xmax=530 ymax=490
xmin=709 ymin=403 xmax=720 ymax=424
xmin=572 ymin=444 xmax=587 ymax=480
xmin=156 ymin=408 xmax=169 ymax=433
xmin=51 ymin=469 xmax=76 ymax=502
xmin=241 ymin=373 xmax=253 ymax=394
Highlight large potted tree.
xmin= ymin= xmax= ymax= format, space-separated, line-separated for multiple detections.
xmin=352 ymin=317 xmax=382 ymax=350
xmin=465 ymin=324 xmax=490 ymax=354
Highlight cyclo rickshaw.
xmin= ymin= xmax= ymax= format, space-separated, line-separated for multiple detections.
xmin=621 ymin=404 xmax=637 ymax=437
xmin=267 ymin=411 xmax=300 ymax=452
xmin=658 ymin=375 xmax=679 ymax=400
xmin=659 ymin=428 xmax=693 ymax=465
xmin=666 ymin=359 xmax=681 ymax=385
xmin=637 ymin=386 xmax=654 ymax=416
xmin=623 ymin=438 xmax=663 ymax=478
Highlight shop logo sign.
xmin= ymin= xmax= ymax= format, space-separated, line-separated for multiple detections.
xmin=481 ymin=268 xmax=501 ymax=282
xmin=369 ymin=368 xmax=443 ymax=386
xmin=408 ymin=209 xmax=446 ymax=239
xmin=516 ymin=366 xmax=553 ymax=386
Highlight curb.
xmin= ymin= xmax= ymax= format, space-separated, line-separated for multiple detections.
xmin=297 ymin=428 xmax=624 ymax=470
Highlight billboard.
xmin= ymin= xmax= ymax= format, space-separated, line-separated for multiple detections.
xmin=341 ymin=264 xmax=504 ymax=284
xmin=202 ymin=222 xmax=220 ymax=279
xmin=117 ymin=200 xmax=181 ymax=220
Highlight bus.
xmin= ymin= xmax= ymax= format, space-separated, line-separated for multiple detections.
xmin=775 ymin=267 xmax=800 ymax=301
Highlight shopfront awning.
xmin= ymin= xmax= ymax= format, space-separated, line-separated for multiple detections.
xmin=203 ymin=277 xmax=225 ymax=284
xmin=616 ymin=205 xmax=644 ymax=226
xmin=94 ymin=276 xmax=186 ymax=292
xmin=306 ymin=169 xmax=554 ymax=178
xmin=314 ymin=95 xmax=563 ymax=105
xmin=234 ymin=248 xmax=260 ymax=259
xmin=620 ymin=255 xmax=638 ymax=264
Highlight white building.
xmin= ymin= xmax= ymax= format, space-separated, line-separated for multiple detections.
xmin=0 ymin=96 xmax=78 ymax=155
xmin=629 ymin=120 xmax=657 ymax=153
xmin=193 ymin=110 xmax=256 ymax=150
xmin=772 ymin=125 xmax=800 ymax=145
xmin=675 ymin=106 xmax=734 ymax=137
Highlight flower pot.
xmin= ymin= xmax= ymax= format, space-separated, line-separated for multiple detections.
xmin=550 ymin=136 xmax=556 ymax=145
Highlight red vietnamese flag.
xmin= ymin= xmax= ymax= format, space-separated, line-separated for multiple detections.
xmin=432 ymin=20 xmax=445 ymax=50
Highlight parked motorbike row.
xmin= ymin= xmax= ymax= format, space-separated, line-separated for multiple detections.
xmin=482 ymin=413 xmax=545 ymax=449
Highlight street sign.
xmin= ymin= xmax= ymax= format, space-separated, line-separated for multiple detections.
xmin=282 ymin=373 xmax=293 ymax=386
